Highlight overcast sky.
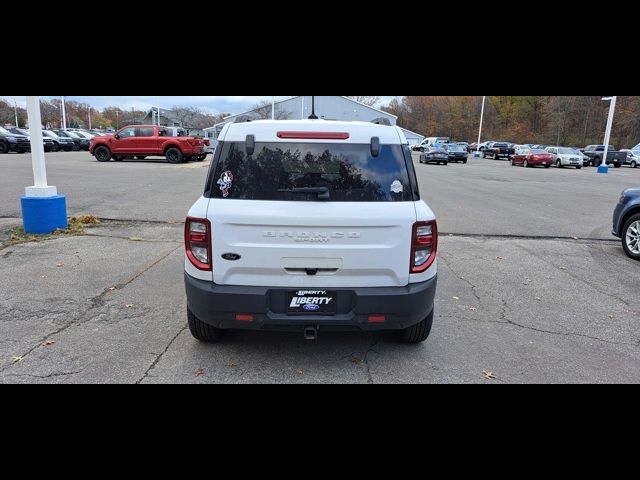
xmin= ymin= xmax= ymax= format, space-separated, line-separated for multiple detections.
xmin=3 ymin=96 xmax=400 ymax=115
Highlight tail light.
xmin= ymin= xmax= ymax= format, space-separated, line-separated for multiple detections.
xmin=411 ymin=220 xmax=438 ymax=273
xmin=185 ymin=217 xmax=212 ymax=271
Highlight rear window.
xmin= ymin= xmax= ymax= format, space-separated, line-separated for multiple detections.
xmin=209 ymin=142 xmax=412 ymax=202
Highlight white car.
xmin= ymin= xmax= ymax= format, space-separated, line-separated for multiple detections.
xmin=546 ymin=147 xmax=583 ymax=169
xmin=184 ymin=119 xmax=438 ymax=343
xmin=620 ymin=149 xmax=640 ymax=168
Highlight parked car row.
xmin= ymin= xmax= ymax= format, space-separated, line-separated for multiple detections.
xmin=0 ymin=126 xmax=112 ymax=153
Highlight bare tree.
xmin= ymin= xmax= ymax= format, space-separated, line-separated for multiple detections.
xmin=346 ymin=96 xmax=381 ymax=107
xmin=249 ymin=100 xmax=292 ymax=120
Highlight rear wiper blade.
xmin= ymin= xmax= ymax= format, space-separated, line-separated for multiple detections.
xmin=278 ymin=187 xmax=330 ymax=200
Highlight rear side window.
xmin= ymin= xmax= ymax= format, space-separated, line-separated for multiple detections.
xmin=209 ymin=142 xmax=412 ymax=202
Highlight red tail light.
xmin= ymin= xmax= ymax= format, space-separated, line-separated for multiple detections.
xmin=185 ymin=217 xmax=212 ymax=271
xmin=411 ymin=220 xmax=438 ymax=273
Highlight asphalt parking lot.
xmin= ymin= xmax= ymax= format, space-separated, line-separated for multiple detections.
xmin=1 ymin=151 xmax=639 ymax=383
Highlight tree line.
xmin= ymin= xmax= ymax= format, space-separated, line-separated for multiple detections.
xmin=0 ymin=99 xmax=227 ymax=131
xmin=383 ymin=96 xmax=640 ymax=149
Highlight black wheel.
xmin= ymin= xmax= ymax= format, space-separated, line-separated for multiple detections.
xmin=17 ymin=150 xmax=26 ymax=154
xmin=631 ymin=160 xmax=638 ymax=168
xmin=443 ymin=161 xmax=448 ymax=166
xmin=544 ymin=165 xmax=551 ymax=168
xmin=50 ymin=142 xmax=59 ymax=152
xmin=494 ymin=152 xmax=499 ymax=160
xmin=398 ymin=309 xmax=433 ymax=344
xmin=614 ymin=163 xmax=621 ymax=168
xmin=594 ymin=157 xmax=602 ymax=167
xmin=622 ymin=214 xmax=640 ymax=261
xmin=72 ymin=143 xmax=80 ymax=151
xmin=463 ymin=159 xmax=467 ymax=164
xmin=556 ymin=159 xmax=562 ymax=168
xmin=0 ymin=143 xmax=8 ymax=154
xmin=482 ymin=152 xmax=487 ymax=158
xmin=94 ymin=146 xmax=112 ymax=162
xmin=166 ymin=147 xmax=183 ymax=164
xmin=187 ymin=308 xmax=225 ymax=342
xmin=576 ymin=166 xmax=582 ymax=170
xmin=196 ymin=154 xmax=207 ymax=162
xmin=135 ymin=156 xmax=147 ymax=160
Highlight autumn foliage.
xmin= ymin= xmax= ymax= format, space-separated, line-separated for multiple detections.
xmin=383 ymin=96 xmax=640 ymax=148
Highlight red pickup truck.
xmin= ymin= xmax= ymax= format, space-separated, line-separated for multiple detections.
xmin=90 ymin=125 xmax=207 ymax=163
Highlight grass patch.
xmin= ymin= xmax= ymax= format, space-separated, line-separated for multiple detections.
xmin=1 ymin=215 xmax=100 ymax=250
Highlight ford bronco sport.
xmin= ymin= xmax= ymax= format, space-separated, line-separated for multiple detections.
xmin=184 ymin=119 xmax=438 ymax=343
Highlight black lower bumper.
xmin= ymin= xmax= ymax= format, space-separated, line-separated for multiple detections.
xmin=185 ymin=274 xmax=437 ymax=332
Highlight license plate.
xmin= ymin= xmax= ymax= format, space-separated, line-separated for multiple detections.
xmin=287 ymin=290 xmax=337 ymax=315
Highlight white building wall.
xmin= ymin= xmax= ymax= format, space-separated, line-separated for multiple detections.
xmin=224 ymin=96 xmax=397 ymax=125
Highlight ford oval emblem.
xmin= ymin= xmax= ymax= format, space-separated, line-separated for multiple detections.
xmin=221 ymin=253 xmax=241 ymax=261
xmin=303 ymin=304 xmax=320 ymax=311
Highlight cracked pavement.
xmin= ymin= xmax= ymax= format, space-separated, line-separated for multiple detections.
xmin=1 ymin=152 xmax=639 ymax=383
xmin=1 ymin=222 xmax=638 ymax=384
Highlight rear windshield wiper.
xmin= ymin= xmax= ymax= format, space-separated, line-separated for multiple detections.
xmin=278 ymin=187 xmax=330 ymax=200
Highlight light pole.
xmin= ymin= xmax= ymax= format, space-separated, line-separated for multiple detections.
xmin=61 ymin=96 xmax=67 ymax=130
xmin=88 ymin=106 xmax=92 ymax=130
xmin=475 ymin=95 xmax=486 ymax=156
xmin=272 ymin=96 xmax=275 ymax=120
xmin=13 ymin=97 xmax=19 ymax=128
xmin=599 ymin=96 xmax=617 ymax=174
xmin=21 ymin=96 xmax=68 ymax=234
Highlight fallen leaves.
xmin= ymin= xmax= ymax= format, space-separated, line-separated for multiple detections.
xmin=43 ymin=340 xmax=55 ymax=346
xmin=195 ymin=368 xmax=205 ymax=377
xmin=483 ymin=370 xmax=496 ymax=380
xmin=350 ymin=357 xmax=363 ymax=365
xmin=452 ymin=296 xmax=460 ymax=301
xmin=125 ymin=304 xmax=134 ymax=308
xmin=469 ymin=306 xmax=478 ymax=312
xmin=560 ymin=267 xmax=567 ymax=270
xmin=296 ymin=368 xmax=304 ymax=375
xmin=55 ymin=263 xmax=64 ymax=267
xmin=108 ymin=287 xmax=116 ymax=291
xmin=128 ymin=237 xmax=144 ymax=242
xmin=11 ymin=356 xmax=24 ymax=364
xmin=227 ymin=362 xmax=238 ymax=368
xmin=534 ymin=297 xmax=542 ymax=301
xmin=496 ymin=256 xmax=504 ymax=261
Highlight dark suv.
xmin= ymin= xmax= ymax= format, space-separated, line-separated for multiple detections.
xmin=6 ymin=127 xmax=54 ymax=152
xmin=0 ymin=126 xmax=31 ymax=154
xmin=53 ymin=130 xmax=90 ymax=151
xmin=612 ymin=188 xmax=640 ymax=260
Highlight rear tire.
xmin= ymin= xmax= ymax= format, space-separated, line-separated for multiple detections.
xmin=576 ymin=166 xmax=582 ymax=170
xmin=0 ymin=143 xmax=8 ymax=154
xmin=556 ymin=160 xmax=562 ymax=168
xmin=614 ymin=163 xmax=621 ymax=168
xmin=51 ymin=142 xmax=60 ymax=152
xmin=524 ymin=160 xmax=529 ymax=168
xmin=94 ymin=146 xmax=112 ymax=162
xmin=494 ymin=153 xmax=499 ymax=160
xmin=166 ymin=147 xmax=183 ymax=164
xmin=187 ymin=308 xmax=225 ymax=342
xmin=631 ymin=160 xmax=637 ymax=168
xmin=72 ymin=143 xmax=80 ymax=152
xmin=398 ymin=309 xmax=433 ymax=344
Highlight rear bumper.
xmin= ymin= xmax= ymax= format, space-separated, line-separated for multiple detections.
xmin=185 ymin=273 xmax=437 ymax=332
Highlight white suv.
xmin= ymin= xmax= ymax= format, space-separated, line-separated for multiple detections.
xmin=184 ymin=119 xmax=438 ymax=343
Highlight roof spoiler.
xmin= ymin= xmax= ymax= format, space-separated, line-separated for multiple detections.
xmin=371 ymin=117 xmax=392 ymax=126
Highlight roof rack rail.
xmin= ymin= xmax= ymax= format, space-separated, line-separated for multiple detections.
xmin=234 ymin=115 xmax=252 ymax=123
xmin=371 ymin=117 xmax=392 ymax=126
